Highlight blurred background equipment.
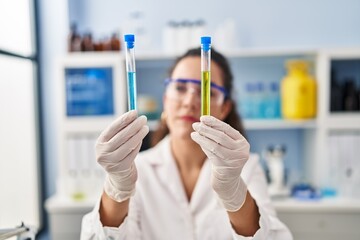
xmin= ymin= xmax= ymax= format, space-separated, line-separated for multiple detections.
xmin=263 ymin=144 xmax=290 ymax=198
xmin=67 ymin=23 xmax=121 ymax=52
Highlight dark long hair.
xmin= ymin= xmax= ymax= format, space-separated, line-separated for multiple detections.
xmin=151 ymin=47 xmax=247 ymax=146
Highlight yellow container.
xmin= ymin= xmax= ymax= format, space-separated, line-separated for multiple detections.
xmin=281 ymin=60 xmax=317 ymax=119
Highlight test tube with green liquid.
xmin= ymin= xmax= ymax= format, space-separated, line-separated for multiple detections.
xmin=201 ymin=36 xmax=211 ymax=116
xmin=124 ymin=34 xmax=137 ymax=110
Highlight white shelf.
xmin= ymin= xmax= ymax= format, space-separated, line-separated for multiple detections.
xmin=326 ymin=113 xmax=360 ymax=130
xmin=45 ymin=195 xmax=360 ymax=214
xmin=135 ymin=47 xmax=318 ymax=61
xmin=244 ymin=119 xmax=317 ymax=130
xmin=64 ymin=47 xmax=360 ymax=61
xmin=45 ymin=195 xmax=95 ymax=213
xmin=325 ymin=48 xmax=360 ymax=59
xmin=273 ymin=197 xmax=360 ymax=213
xmin=62 ymin=117 xmax=115 ymax=134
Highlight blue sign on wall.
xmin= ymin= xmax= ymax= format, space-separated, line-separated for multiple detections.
xmin=65 ymin=67 xmax=114 ymax=116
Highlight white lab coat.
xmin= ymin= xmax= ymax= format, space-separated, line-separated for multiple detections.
xmin=81 ymin=136 xmax=292 ymax=240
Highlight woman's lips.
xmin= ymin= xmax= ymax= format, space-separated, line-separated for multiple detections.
xmin=180 ymin=116 xmax=200 ymax=123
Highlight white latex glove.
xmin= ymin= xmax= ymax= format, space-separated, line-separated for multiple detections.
xmin=96 ymin=110 xmax=149 ymax=202
xmin=191 ymin=115 xmax=249 ymax=212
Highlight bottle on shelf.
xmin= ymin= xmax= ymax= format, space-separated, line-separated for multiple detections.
xmin=81 ymin=33 xmax=95 ymax=51
xmin=68 ymin=23 xmax=82 ymax=52
xmin=239 ymin=82 xmax=255 ymax=119
xmin=281 ymin=59 xmax=317 ymax=119
xmin=264 ymin=82 xmax=281 ymax=119
xmin=110 ymin=32 xmax=121 ymax=51
xmin=253 ymin=82 xmax=265 ymax=119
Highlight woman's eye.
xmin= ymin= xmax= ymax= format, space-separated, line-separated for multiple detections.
xmin=175 ymin=85 xmax=187 ymax=93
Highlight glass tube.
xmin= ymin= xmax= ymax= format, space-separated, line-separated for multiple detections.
xmin=124 ymin=34 xmax=137 ymax=110
xmin=201 ymin=36 xmax=211 ymax=116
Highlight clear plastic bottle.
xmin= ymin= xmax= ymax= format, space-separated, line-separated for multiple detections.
xmin=240 ymin=82 xmax=255 ymax=119
xmin=253 ymin=82 xmax=264 ymax=119
xmin=264 ymin=82 xmax=281 ymax=119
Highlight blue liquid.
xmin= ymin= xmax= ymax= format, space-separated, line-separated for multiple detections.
xmin=127 ymin=71 xmax=137 ymax=110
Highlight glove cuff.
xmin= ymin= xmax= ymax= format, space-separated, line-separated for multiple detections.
xmin=218 ymin=177 xmax=248 ymax=212
xmin=103 ymin=164 xmax=137 ymax=202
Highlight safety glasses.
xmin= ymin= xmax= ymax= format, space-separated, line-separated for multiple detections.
xmin=164 ymin=78 xmax=228 ymax=105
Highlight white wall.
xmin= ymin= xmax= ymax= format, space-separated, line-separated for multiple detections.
xmin=69 ymin=0 xmax=360 ymax=49
xmin=38 ymin=0 xmax=69 ymax=200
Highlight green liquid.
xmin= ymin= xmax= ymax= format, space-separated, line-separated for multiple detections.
xmin=201 ymin=71 xmax=211 ymax=115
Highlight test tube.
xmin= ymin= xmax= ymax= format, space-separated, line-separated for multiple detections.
xmin=201 ymin=36 xmax=211 ymax=116
xmin=124 ymin=34 xmax=137 ymax=110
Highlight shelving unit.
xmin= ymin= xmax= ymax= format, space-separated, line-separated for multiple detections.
xmin=46 ymin=48 xmax=360 ymax=240
xmin=326 ymin=114 xmax=360 ymax=130
xmin=52 ymin=47 xmax=360 ymax=195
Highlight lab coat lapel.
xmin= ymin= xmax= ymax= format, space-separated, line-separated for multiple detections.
xmin=189 ymin=158 xmax=216 ymax=213
xmin=156 ymin=138 xmax=189 ymax=205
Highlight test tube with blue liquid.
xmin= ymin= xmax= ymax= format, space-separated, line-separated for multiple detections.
xmin=201 ymin=36 xmax=211 ymax=116
xmin=124 ymin=34 xmax=137 ymax=110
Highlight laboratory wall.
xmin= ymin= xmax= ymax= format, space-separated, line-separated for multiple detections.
xmin=37 ymin=0 xmax=360 ymax=238
xmin=69 ymin=0 xmax=360 ymax=50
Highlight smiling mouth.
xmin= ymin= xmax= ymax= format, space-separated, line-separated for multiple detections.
xmin=180 ymin=116 xmax=200 ymax=123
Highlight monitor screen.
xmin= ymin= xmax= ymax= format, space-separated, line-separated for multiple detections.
xmin=65 ymin=67 xmax=114 ymax=116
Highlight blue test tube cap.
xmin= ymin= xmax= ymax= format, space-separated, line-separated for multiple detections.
xmin=124 ymin=34 xmax=135 ymax=49
xmin=201 ymin=36 xmax=211 ymax=51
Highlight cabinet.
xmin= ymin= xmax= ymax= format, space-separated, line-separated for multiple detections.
xmin=45 ymin=48 xmax=360 ymax=239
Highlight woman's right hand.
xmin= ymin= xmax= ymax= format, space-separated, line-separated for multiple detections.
xmin=96 ymin=110 xmax=149 ymax=202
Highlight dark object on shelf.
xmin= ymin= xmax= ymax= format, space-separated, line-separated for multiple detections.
xmin=68 ymin=24 xmax=121 ymax=52
xmin=81 ymin=33 xmax=95 ymax=51
xmin=110 ymin=33 xmax=121 ymax=51
xmin=291 ymin=183 xmax=321 ymax=200
xmin=330 ymin=69 xmax=344 ymax=111
xmin=93 ymin=41 xmax=104 ymax=51
xmin=102 ymin=38 xmax=112 ymax=51
xmin=343 ymin=78 xmax=359 ymax=111
xmin=68 ymin=23 xmax=81 ymax=52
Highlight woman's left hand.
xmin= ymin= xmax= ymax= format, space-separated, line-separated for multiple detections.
xmin=191 ymin=115 xmax=250 ymax=212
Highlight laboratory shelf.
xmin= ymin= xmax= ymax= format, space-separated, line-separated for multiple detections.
xmin=326 ymin=113 xmax=360 ymax=130
xmin=62 ymin=117 xmax=114 ymax=134
xmin=135 ymin=47 xmax=318 ymax=60
xmin=46 ymin=195 xmax=360 ymax=214
xmin=273 ymin=197 xmax=360 ymax=213
xmin=244 ymin=119 xmax=317 ymax=130
xmin=45 ymin=195 xmax=95 ymax=213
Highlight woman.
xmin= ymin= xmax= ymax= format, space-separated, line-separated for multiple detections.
xmin=81 ymin=48 xmax=292 ymax=239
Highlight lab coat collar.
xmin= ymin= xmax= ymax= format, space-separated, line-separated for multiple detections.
xmin=151 ymin=136 xmax=215 ymax=212
xmin=144 ymin=136 xmax=171 ymax=166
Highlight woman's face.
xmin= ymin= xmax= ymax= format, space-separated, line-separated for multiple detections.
xmin=163 ymin=56 xmax=232 ymax=140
